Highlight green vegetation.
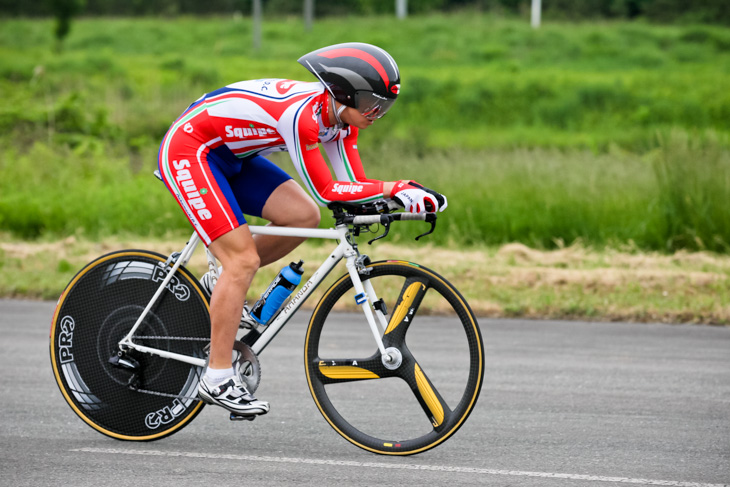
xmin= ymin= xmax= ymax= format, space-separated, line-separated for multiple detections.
xmin=3 ymin=236 xmax=729 ymax=324
xmin=1 ymin=14 xmax=729 ymax=252
xmin=5 ymin=0 xmax=730 ymax=25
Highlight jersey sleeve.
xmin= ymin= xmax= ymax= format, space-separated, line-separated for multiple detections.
xmin=321 ymin=126 xmax=380 ymax=184
xmin=280 ymin=99 xmax=384 ymax=207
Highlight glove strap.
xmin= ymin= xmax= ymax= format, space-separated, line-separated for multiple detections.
xmin=390 ymin=179 xmax=413 ymax=198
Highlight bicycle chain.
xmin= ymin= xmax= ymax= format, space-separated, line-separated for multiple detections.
xmin=126 ymin=335 xmax=207 ymax=400
xmin=126 ymin=341 xmax=259 ymax=402
xmin=128 ymin=361 xmax=205 ymax=401
xmin=132 ymin=336 xmax=209 ymax=342
xmin=129 ymin=384 xmax=202 ymax=401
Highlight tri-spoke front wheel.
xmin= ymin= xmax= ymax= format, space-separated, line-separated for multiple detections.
xmin=304 ymin=260 xmax=484 ymax=455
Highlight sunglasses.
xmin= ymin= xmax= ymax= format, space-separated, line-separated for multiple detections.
xmin=356 ymin=91 xmax=396 ymax=119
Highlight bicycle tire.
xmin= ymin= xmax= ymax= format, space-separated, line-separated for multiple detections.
xmin=50 ymin=250 xmax=210 ymax=441
xmin=304 ymin=260 xmax=484 ymax=455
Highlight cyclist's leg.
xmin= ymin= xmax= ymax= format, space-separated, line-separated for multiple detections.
xmin=159 ymin=124 xmax=255 ymax=343
xmin=257 ymin=180 xmax=320 ymax=266
xmin=206 ymin=226 xmax=259 ymax=369
xmin=232 ymin=155 xmax=320 ymax=267
xmin=203 ymin=228 xmax=270 ymax=416
xmin=159 ymin=125 xmax=269 ymax=414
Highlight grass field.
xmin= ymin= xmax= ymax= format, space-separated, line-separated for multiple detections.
xmin=2 ymin=15 xmax=729 ymax=250
xmin=1 ymin=14 xmax=729 ymax=322
xmin=2 ymin=15 xmax=728 ymax=147
xmin=2 ymin=130 xmax=728 ymax=251
xmin=3 ymin=235 xmax=728 ymax=324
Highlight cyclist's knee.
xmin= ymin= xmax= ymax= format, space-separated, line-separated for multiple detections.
xmin=267 ymin=199 xmax=320 ymax=228
xmin=209 ymin=228 xmax=261 ymax=279
xmin=262 ymin=181 xmax=320 ymax=228
xmin=288 ymin=193 xmax=320 ymax=228
xmin=302 ymin=201 xmax=321 ymax=228
xmin=226 ymin=248 xmax=260 ymax=280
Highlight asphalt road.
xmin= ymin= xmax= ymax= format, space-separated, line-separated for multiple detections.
xmin=1 ymin=299 xmax=728 ymax=486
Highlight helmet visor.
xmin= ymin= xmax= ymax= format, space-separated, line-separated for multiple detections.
xmin=356 ymin=91 xmax=397 ymax=119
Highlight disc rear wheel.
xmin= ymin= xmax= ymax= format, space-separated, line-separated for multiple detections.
xmin=50 ymin=250 xmax=210 ymax=440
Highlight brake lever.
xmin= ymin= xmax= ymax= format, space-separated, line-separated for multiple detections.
xmin=367 ymin=221 xmax=391 ymax=245
xmin=415 ymin=215 xmax=437 ymax=241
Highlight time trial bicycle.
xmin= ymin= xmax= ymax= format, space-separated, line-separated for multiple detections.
xmin=50 ymin=191 xmax=484 ymax=456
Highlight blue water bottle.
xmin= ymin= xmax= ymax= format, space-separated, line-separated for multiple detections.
xmin=250 ymin=260 xmax=304 ymax=325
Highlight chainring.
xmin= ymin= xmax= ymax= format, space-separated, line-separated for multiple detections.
xmin=232 ymin=341 xmax=261 ymax=394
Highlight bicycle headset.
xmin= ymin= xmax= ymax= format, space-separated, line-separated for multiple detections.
xmin=298 ymin=42 xmax=401 ymax=119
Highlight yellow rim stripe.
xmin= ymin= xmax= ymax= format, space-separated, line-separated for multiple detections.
xmin=319 ymin=365 xmax=380 ymax=380
xmin=414 ymin=363 xmax=444 ymax=427
xmin=384 ymin=281 xmax=425 ymax=335
xmin=50 ymin=251 xmax=208 ymax=441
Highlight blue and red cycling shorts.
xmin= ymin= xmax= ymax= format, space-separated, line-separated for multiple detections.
xmin=158 ymin=111 xmax=291 ymax=246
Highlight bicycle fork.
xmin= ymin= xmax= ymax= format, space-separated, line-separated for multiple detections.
xmin=344 ymin=251 xmax=402 ymax=369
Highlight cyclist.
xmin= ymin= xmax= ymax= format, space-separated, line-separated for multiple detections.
xmin=158 ymin=42 xmax=447 ymax=418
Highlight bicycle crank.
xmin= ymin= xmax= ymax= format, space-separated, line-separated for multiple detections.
xmin=233 ymin=341 xmax=261 ymax=394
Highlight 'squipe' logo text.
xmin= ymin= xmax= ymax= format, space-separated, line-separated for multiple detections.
xmin=173 ymin=159 xmax=212 ymax=221
xmin=332 ymin=183 xmax=364 ymax=195
xmin=225 ymin=125 xmax=277 ymax=139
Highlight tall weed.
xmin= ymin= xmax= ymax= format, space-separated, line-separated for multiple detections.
xmin=651 ymin=131 xmax=730 ymax=251
xmin=1 ymin=132 xmax=728 ymax=251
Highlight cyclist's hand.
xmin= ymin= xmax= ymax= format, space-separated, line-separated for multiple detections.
xmin=391 ymin=180 xmax=448 ymax=213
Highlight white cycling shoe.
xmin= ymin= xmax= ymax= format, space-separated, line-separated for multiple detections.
xmin=198 ymin=375 xmax=270 ymax=417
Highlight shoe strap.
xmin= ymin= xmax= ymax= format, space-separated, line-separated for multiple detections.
xmin=216 ymin=378 xmax=254 ymax=398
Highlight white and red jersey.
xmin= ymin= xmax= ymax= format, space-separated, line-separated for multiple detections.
xmin=169 ymin=79 xmax=384 ymax=206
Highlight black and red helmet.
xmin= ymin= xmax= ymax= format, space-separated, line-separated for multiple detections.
xmin=298 ymin=42 xmax=401 ymax=119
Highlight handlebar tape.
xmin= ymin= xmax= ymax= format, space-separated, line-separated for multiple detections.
xmin=350 ymin=213 xmax=434 ymax=225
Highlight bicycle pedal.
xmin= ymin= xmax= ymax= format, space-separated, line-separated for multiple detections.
xmin=229 ymin=413 xmax=256 ymax=422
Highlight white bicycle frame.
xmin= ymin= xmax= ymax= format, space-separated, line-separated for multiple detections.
xmin=117 ymin=222 xmax=393 ymax=369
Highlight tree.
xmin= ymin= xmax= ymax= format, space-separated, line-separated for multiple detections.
xmin=50 ymin=0 xmax=86 ymax=51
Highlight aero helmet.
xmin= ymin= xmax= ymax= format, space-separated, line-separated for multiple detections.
xmin=298 ymin=42 xmax=400 ymax=119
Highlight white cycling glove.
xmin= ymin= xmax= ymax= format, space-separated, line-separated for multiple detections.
xmin=390 ymin=180 xmax=448 ymax=214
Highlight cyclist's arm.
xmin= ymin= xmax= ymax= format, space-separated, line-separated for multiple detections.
xmin=318 ymin=123 xmax=446 ymax=213
xmin=321 ymin=125 xmax=399 ymax=198
xmin=321 ymin=126 xmax=381 ymax=185
xmin=280 ymin=106 xmax=385 ymax=206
